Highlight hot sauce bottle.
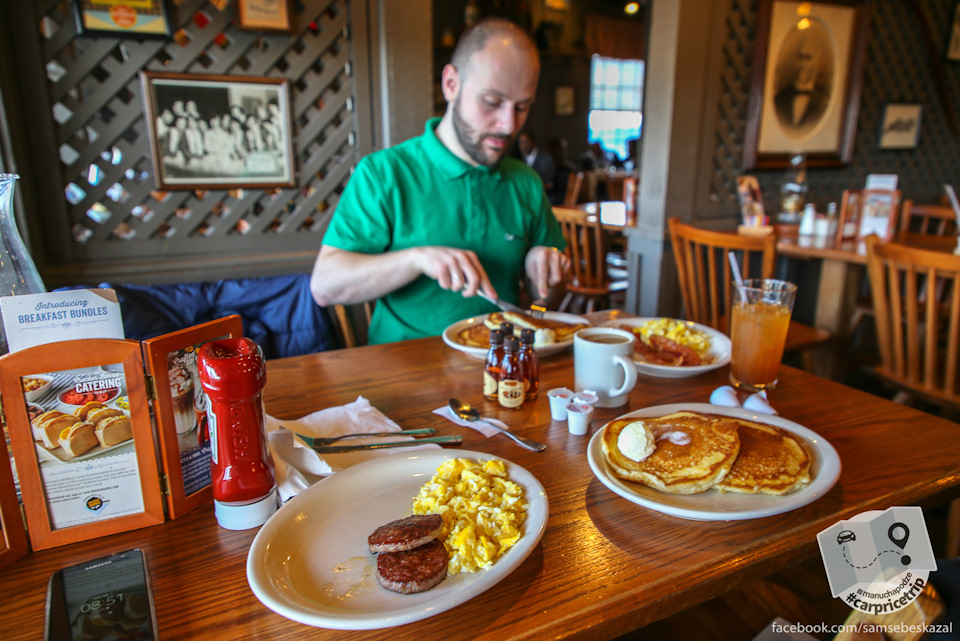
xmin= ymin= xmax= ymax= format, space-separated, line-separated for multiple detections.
xmin=197 ymin=337 xmax=278 ymax=530
xmin=498 ymin=336 xmax=525 ymax=409
xmin=519 ymin=328 xmax=539 ymax=400
xmin=483 ymin=328 xmax=505 ymax=401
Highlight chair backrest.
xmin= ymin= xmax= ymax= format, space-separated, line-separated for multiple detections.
xmin=668 ymin=217 xmax=776 ymax=332
xmin=899 ymin=199 xmax=957 ymax=236
xmin=552 ymin=206 xmax=608 ymax=291
xmin=865 ymin=235 xmax=960 ymax=409
xmin=563 ymin=171 xmax=584 ymax=207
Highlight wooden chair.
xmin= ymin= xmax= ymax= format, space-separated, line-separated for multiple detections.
xmin=668 ymin=218 xmax=831 ymax=370
xmin=331 ymin=301 xmax=373 ymax=348
xmin=865 ymin=234 xmax=960 ymax=561
xmin=899 ymin=199 xmax=957 ymax=236
xmin=553 ymin=206 xmax=615 ymax=313
xmin=562 ymin=171 xmax=584 ymax=207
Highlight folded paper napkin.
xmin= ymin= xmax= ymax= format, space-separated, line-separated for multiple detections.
xmin=264 ymin=396 xmax=439 ymax=503
xmin=432 ymin=405 xmax=508 ymax=437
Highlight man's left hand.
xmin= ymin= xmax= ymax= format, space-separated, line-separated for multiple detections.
xmin=525 ymin=246 xmax=570 ymax=300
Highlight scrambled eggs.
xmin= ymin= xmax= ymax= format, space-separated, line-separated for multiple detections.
xmin=411 ymin=458 xmax=526 ymax=575
xmin=637 ymin=318 xmax=711 ymax=356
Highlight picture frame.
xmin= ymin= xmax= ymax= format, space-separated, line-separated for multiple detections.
xmin=878 ymin=103 xmax=922 ymax=149
xmin=556 ymin=86 xmax=575 ymax=116
xmin=948 ymin=2 xmax=960 ymax=62
xmin=0 ymin=339 xmax=165 ymax=551
xmin=73 ymin=0 xmax=174 ymax=39
xmin=836 ymin=188 xmax=901 ymax=242
xmin=0 ymin=438 xmax=29 ymax=570
xmin=237 ymin=0 xmax=293 ymax=32
xmin=140 ymin=72 xmax=296 ymax=191
xmin=141 ymin=316 xmax=243 ymax=520
xmin=742 ymin=0 xmax=870 ymax=170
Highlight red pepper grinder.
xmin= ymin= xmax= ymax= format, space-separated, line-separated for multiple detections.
xmin=198 ymin=337 xmax=278 ymax=530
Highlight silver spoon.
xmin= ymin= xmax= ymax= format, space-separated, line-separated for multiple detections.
xmin=448 ymin=399 xmax=547 ymax=452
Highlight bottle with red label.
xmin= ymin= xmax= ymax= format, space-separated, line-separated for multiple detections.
xmin=197 ymin=337 xmax=278 ymax=530
xmin=498 ymin=336 xmax=525 ymax=409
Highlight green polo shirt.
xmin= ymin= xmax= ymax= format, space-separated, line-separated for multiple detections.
xmin=321 ymin=118 xmax=565 ymax=344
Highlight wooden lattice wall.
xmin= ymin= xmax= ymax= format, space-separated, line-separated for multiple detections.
xmin=712 ymin=0 xmax=960 ymax=215
xmin=4 ymin=0 xmax=368 ymax=286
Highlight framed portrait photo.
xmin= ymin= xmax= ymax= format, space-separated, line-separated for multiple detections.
xmin=742 ymin=0 xmax=870 ymax=170
xmin=556 ymin=86 xmax=575 ymax=116
xmin=237 ymin=0 xmax=293 ymax=32
xmin=878 ymin=103 xmax=922 ymax=150
xmin=73 ymin=0 xmax=174 ymax=39
xmin=140 ymin=72 xmax=296 ymax=191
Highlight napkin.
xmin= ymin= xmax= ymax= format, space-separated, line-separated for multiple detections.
xmin=265 ymin=396 xmax=439 ymax=503
xmin=433 ymin=405 xmax=508 ymax=437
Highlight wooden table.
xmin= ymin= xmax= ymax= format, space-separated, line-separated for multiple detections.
xmin=3 ymin=336 xmax=960 ymax=640
xmin=776 ymin=227 xmax=958 ymax=378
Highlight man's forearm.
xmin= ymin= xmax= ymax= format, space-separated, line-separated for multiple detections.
xmin=310 ymin=246 xmax=422 ymax=306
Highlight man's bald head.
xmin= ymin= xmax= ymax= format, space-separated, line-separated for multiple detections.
xmin=450 ymin=18 xmax=539 ymax=81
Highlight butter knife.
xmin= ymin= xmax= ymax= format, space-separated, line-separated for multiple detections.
xmin=477 ymin=291 xmax=528 ymax=315
xmin=311 ymin=435 xmax=462 ymax=453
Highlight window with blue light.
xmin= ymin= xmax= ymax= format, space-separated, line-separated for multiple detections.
xmin=589 ymin=55 xmax=644 ymax=162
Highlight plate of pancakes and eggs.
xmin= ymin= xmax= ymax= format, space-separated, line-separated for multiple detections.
xmin=442 ymin=310 xmax=590 ymax=358
xmin=587 ymin=403 xmax=840 ymax=520
xmin=601 ymin=317 xmax=732 ymax=378
xmin=247 ymin=450 xmax=548 ymax=630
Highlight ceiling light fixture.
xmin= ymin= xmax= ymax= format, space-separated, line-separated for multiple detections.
xmin=624 ymin=2 xmax=640 ymax=15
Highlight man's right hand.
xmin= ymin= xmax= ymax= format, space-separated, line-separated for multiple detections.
xmin=413 ymin=246 xmax=497 ymax=299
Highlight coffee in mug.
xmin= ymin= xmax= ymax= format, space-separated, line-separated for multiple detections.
xmin=573 ymin=328 xmax=638 ymax=408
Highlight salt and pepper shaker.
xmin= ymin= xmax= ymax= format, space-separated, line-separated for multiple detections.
xmin=799 ymin=203 xmax=817 ymax=235
xmin=198 ymin=337 xmax=278 ymax=530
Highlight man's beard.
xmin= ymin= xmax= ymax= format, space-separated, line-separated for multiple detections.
xmin=452 ymin=97 xmax=512 ymax=167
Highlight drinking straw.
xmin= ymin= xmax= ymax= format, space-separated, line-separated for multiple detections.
xmin=728 ymin=251 xmax=747 ymax=303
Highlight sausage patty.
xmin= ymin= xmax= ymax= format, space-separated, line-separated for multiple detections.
xmin=367 ymin=514 xmax=443 ymax=553
xmin=375 ymin=538 xmax=449 ymax=594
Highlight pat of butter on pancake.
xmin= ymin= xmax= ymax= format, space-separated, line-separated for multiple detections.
xmin=617 ymin=421 xmax=656 ymax=462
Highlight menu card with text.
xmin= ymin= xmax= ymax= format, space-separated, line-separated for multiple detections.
xmin=1 ymin=289 xmax=124 ymax=352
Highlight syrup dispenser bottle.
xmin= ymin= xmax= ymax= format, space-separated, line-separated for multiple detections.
xmin=518 ymin=328 xmax=539 ymax=400
xmin=498 ymin=336 xmax=525 ymax=409
xmin=483 ymin=328 xmax=505 ymax=401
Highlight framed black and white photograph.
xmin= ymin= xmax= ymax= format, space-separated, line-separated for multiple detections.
xmin=947 ymin=2 xmax=960 ymax=61
xmin=73 ymin=0 xmax=174 ymax=39
xmin=742 ymin=0 xmax=870 ymax=169
xmin=878 ymin=103 xmax=922 ymax=150
xmin=237 ymin=0 xmax=293 ymax=32
xmin=140 ymin=72 xmax=295 ymax=191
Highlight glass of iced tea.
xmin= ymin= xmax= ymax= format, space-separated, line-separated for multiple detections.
xmin=729 ymin=279 xmax=797 ymax=392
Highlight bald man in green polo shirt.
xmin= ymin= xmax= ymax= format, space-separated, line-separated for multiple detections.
xmin=310 ymin=18 xmax=570 ymax=345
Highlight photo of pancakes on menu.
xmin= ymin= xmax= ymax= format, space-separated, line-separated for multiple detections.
xmin=601 ymin=411 xmax=812 ymax=496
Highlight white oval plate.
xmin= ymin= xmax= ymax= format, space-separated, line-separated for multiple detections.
xmin=442 ymin=312 xmax=590 ymax=359
xmin=600 ymin=317 xmax=731 ymax=378
xmin=586 ymin=403 xmax=840 ymax=521
xmin=247 ymin=449 xmax=548 ymax=630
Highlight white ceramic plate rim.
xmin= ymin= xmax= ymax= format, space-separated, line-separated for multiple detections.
xmin=586 ymin=403 xmax=840 ymax=521
xmin=246 ymin=449 xmax=549 ymax=630
xmin=442 ymin=311 xmax=590 ymax=359
xmin=599 ymin=317 xmax=732 ymax=378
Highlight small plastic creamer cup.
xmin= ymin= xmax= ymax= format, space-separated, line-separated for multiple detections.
xmin=547 ymin=387 xmax=573 ymax=421
xmin=572 ymin=391 xmax=598 ymax=408
xmin=566 ymin=402 xmax=593 ymax=435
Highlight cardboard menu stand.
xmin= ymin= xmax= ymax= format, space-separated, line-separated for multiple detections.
xmin=0 ymin=315 xmax=243 ymax=561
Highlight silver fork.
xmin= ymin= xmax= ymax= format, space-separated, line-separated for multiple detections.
xmin=284 ymin=427 xmax=436 ymax=448
xmin=477 ymin=291 xmax=545 ymax=319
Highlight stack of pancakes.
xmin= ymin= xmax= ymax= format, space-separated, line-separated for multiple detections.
xmin=601 ymin=411 xmax=811 ymax=495
xmin=457 ymin=311 xmax=589 ymax=348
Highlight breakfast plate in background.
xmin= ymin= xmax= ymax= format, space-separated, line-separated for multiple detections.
xmin=600 ymin=317 xmax=731 ymax=378
xmin=586 ymin=403 xmax=840 ymax=521
xmin=247 ymin=449 xmax=548 ymax=630
xmin=442 ymin=311 xmax=590 ymax=359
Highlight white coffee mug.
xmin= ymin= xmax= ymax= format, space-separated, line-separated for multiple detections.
xmin=573 ymin=327 xmax=638 ymax=408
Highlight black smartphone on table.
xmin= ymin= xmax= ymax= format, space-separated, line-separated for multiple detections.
xmin=44 ymin=548 xmax=159 ymax=641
